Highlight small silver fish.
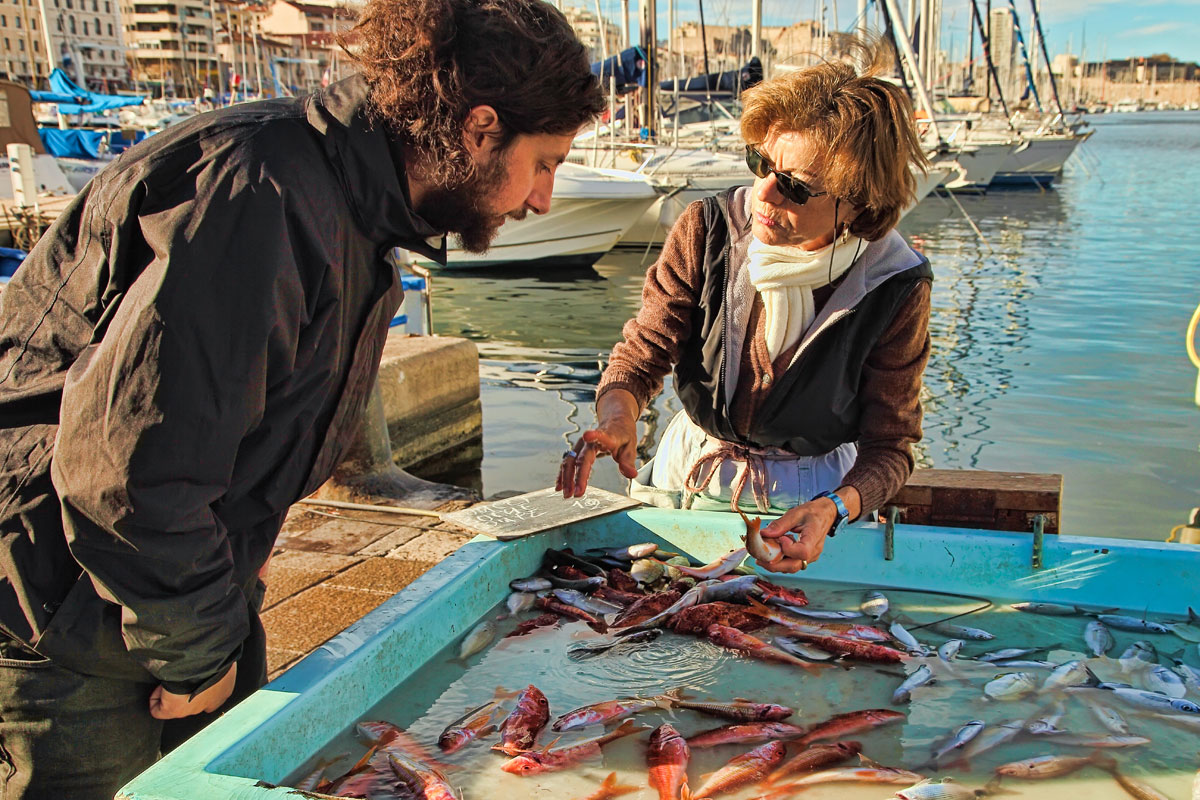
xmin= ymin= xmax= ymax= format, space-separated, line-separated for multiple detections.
xmin=566 ymin=629 xmax=662 ymax=660
xmin=509 ymin=576 xmax=552 ymax=592
xmin=1145 ymin=665 xmax=1187 ymax=698
xmin=893 ymin=664 xmax=935 ymax=704
xmin=979 ymin=646 xmax=1048 ymax=662
xmin=1167 ymin=656 xmax=1200 ymax=692
xmin=777 ymin=605 xmax=864 ymax=620
xmin=928 ymin=719 xmax=986 ymax=765
xmin=958 ymin=719 xmax=1025 ymax=762
xmin=890 ymin=621 xmax=931 ymax=657
xmin=1042 ymin=660 xmax=1098 ymax=692
xmin=457 ymin=619 xmax=497 ymax=660
xmin=505 ymin=592 xmax=535 ymax=617
xmin=1105 ymin=686 xmax=1200 ymax=714
xmin=1025 ymin=701 xmax=1067 ymax=735
xmin=551 ymin=588 xmax=622 ymax=616
xmin=587 ymin=543 xmax=660 ymax=561
xmin=1012 ymin=602 xmax=1079 ymax=616
xmin=1085 ymin=619 xmax=1115 ymax=656
xmin=932 ymin=621 xmax=994 ymax=641
xmin=984 ymin=672 xmax=1037 ymax=700
xmin=895 ymin=777 xmax=985 ymax=800
xmin=991 ymin=659 xmax=1057 ymax=669
xmin=775 ymin=638 xmax=840 ymax=662
xmin=862 ymin=591 xmax=889 ymax=620
xmin=1096 ymin=614 xmax=1171 ymax=634
xmin=938 ymin=640 xmax=964 ymax=664
xmin=1120 ymin=641 xmax=1158 ymax=673
xmin=1084 ymin=698 xmax=1131 ymax=734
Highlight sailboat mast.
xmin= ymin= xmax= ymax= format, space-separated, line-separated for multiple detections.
xmin=1029 ymin=0 xmax=1064 ymax=115
xmin=968 ymin=0 xmax=1011 ymax=120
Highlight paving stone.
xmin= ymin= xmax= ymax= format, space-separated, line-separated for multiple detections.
xmin=325 ymin=558 xmax=436 ymax=594
xmin=261 ymin=585 xmax=392 ymax=654
xmin=266 ymin=647 xmax=305 ymax=680
xmin=280 ymin=508 xmax=327 ymax=535
xmin=262 ymin=567 xmax=328 ymax=611
xmin=269 ymin=549 xmax=362 ymax=575
xmin=275 ymin=517 xmax=395 ymax=555
xmin=385 ymin=530 xmax=471 ymax=562
xmin=356 ymin=526 xmax=425 ymax=557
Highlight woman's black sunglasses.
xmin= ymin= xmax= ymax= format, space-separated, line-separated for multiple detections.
xmin=744 ymin=145 xmax=828 ymax=207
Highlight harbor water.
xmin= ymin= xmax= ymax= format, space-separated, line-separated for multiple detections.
xmin=428 ymin=111 xmax=1200 ymax=540
xmin=290 ymin=573 xmax=1200 ymax=799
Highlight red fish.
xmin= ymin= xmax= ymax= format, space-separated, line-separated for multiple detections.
xmin=794 ymin=709 xmax=905 ymax=748
xmin=690 ymin=740 xmax=786 ymax=798
xmin=754 ymin=578 xmax=809 ymax=607
xmin=746 ymin=598 xmax=891 ymax=643
xmin=648 ymin=723 xmax=691 ymax=800
xmin=613 ymin=590 xmax=681 ymax=628
xmin=437 ymin=689 xmax=515 ymax=753
xmin=354 ymin=720 xmax=446 ymax=768
xmin=686 ymin=721 xmax=808 ymax=749
xmin=505 ymin=612 xmax=559 ymax=638
xmin=705 ymin=624 xmax=828 ymax=670
xmin=575 ymin=772 xmax=639 ymax=800
xmin=669 ymin=602 xmax=769 ymax=635
xmin=552 ymin=689 xmax=681 ymax=731
xmin=493 ymin=684 xmax=550 ymax=756
xmin=766 ymin=740 xmax=863 ymax=784
xmin=536 ymin=595 xmax=608 ymax=633
xmin=780 ymin=630 xmax=907 ymax=663
xmin=500 ymin=719 xmax=648 ymax=775
xmin=607 ymin=568 xmax=641 ymax=593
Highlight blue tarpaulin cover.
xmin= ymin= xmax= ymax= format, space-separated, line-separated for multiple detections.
xmin=38 ymin=127 xmax=145 ymax=158
xmin=658 ymin=57 xmax=763 ymax=94
xmin=31 ymin=69 xmax=143 ymax=114
xmin=591 ymin=46 xmax=647 ymax=94
xmin=0 ymin=246 xmax=25 ymax=279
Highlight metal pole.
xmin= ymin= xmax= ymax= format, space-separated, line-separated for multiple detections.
xmin=857 ymin=0 xmax=868 ymax=39
xmin=751 ymin=0 xmax=760 ymax=59
xmin=34 ymin=0 xmax=67 ymax=127
xmin=883 ymin=0 xmax=943 ymax=141
xmin=641 ymin=0 xmax=655 ymax=140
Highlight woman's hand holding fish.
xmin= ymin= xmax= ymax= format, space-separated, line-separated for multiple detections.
xmin=759 ymin=490 xmax=859 ymax=572
xmin=558 ymin=389 xmax=639 ymax=498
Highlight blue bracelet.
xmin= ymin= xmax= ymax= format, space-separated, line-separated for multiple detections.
xmin=814 ymin=490 xmax=849 ymax=537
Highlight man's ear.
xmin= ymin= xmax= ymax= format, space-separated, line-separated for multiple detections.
xmin=462 ymin=105 xmax=504 ymax=159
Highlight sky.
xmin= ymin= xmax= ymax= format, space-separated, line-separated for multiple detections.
xmin=574 ymin=0 xmax=1200 ymax=65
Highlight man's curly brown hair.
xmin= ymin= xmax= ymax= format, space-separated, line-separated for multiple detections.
xmin=347 ymin=0 xmax=605 ymax=188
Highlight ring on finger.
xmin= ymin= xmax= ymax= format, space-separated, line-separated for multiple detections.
xmin=799 ymin=559 xmax=808 ymax=571
xmin=563 ymin=450 xmax=578 ymax=460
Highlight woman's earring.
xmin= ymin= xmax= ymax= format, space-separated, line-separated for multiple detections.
xmin=838 ymin=225 xmax=851 ymax=244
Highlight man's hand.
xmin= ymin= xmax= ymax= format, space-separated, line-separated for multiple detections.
xmin=149 ymin=663 xmax=237 ymax=720
xmin=557 ymin=389 xmax=639 ymax=498
xmin=757 ymin=488 xmax=860 ymax=573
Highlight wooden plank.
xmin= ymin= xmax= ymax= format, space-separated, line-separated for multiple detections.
xmin=439 ymin=486 xmax=641 ymax=540
xmin=885 ymin=469 xmax=1062 ymax=534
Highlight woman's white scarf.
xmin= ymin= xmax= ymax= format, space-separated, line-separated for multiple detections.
xmin=746 ymin=233 xmax=863 ymax=361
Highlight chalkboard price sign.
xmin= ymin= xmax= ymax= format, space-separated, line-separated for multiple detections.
xmin=440 ymin=486 xmax=641 ymax=540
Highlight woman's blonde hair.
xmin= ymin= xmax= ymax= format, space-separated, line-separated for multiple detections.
xmin=739 ymin=38 xmax=929 ymax=241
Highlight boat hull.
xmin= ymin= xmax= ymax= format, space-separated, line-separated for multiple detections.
xmin=991 ymin=134 xmax=1084 ymax=188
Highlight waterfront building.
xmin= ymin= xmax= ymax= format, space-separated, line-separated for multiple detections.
xmin=257 ymin=0 xmax=357 ymax=96
xmin=0 ymin=0 xmax=125 ymax=89
xmin=122 ymin=0 xmax=217 ymax=97
xmin=561 ymin=4 xmax=619 ymax=63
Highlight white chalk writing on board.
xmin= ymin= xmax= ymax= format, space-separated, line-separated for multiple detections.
xmin=440 ymin=486 xmax=640 ymax=540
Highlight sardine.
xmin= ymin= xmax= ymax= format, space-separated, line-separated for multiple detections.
xmin=567 ymin=629 xmax=662 ymax=660
xmin=891 ymin=621 xmax=932 ymax=657
xmin=1120 ymin=640 xmax=1158 ymax=673
xmin=1012 ymin=602 xmax=1080 ymax=616
xmin=505 ymin=592 xmax=535 ymax=617
xmin=509 ymin=576 xmax=552 ymax=592
xmin=1103 ymin=686 xmax=1200 ymax=714
xmin=535 ymin=595 xmax=607 ymax=633
xmin=647 ymin=723 xmax=690 ymax=800
xmin=862 ymin=590 xmax=889 ymax=620
xmin=931 ymin=621 xmax=995 ymax=640
xmin=1040 ymin=733 xmax=1150 ymax=748
xmin=1086 ymin=619 xmax=1115 ymax=656
xmin=1085 ymin=699 xmax=1131 ymax=734
xmin=957 ymin=719 xmax=1025 ymax=763
xmin=552 ymin=587 xmax=623 ymax=616
xmin=1167 ymin=653 xmax=1200 ymax=692
xmin=547 ymin=574 xmax=607 ymax=592
xmin=893 ymin=665 xmax=935 ymax=704
xmin=768 ymin=602 xmax=863 ymax=620
xmin=669 ymin=697 xmax=794 ymax=722
xmin=1025 ymin=701 xmax=1067 ymax=735
xmin=994 ymin=752 xmax=1115 ymax=779
xmin=499 ymin=718 xmax=647 ymax=775
xmin=552 ymin=688 xmax=680 ymax=731
xmin=1145 ymin=665 xmax=1187 ymax=698
xmin=493 ymin=684 xmax=550 ymax=755
xmin=766 ymin=740 xmax=863 ymax=784
xmin=690 ymin=740 xmax=786 ymax=798
xmin=1096 ymin=614 xmax=1171 ymax=634
xmin=938 ymin=639 xmax=964 ymax=664
xmin=991 ymin=659 xmax=1057 ymax=669
xmin=979 ymin=646 xmax=1052 ymax=662
xmin=686 ymin=721 xmax=808 ymax=749
xmin=670 ymin=547 xmax=748 ymax=580
xmin=457 ymin=619 xmax=497 ymax=660
xmin=702 ymin=574 xmax=764 ymax=603
xmin=983 ymin=672 xmax=1037 ymax=700
xmin=1041 ymin=660 xmax=1099 ymax=692
xmin=895 ymin=777 xmax=987 ymax=799
xmin=794 ymin=709 xmax=905 ymax=747
xmin=927 ymin=719 xmax=985 ymax=766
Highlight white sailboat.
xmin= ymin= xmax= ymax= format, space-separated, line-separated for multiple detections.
xmin=421 ymin=162 xmax=659 ymax=269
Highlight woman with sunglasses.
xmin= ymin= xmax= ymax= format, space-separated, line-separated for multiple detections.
xmin=558 ymin=40 xmax=932 ymax=572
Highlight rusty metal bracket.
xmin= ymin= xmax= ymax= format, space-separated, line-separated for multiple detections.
xmin=1031 ymin=514 xmax=1046 ymax=570
xmin=884 ymin=506 xmax=899 ymax=561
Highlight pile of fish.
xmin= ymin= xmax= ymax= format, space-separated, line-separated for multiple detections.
xmin=287 ymin=521 xmax=1200 ymax=800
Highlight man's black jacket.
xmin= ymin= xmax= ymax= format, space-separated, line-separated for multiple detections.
xmin=0 ymin=76 xmax=445 ymax=693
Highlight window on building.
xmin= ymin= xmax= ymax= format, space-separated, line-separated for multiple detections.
xmin=32 ymin=39 xmax=35 ymax=51
xmin=3 ymin=38 xmax=8 ymax=49
xmin=107 ymin=22 xmax=111 ymax=35
xmin=1 ymin=15 xmax=7 ymax=24
xmin=91 ymin=0 xmax=96 ymax=10
xmin=94 ymin=15 xmax=98 ymax=31
xmin=13 ymin=14 xmax=18 ymax=27
xmin=104 ymin=0 xmax=108 ymax=10
xmin=65 ymin=0 xmax=71 ymax=8
xmin=17 ymin=39 xmax=22 ymax=50
xmin=69 ymin=15 xmax=75 ymax=33
xmin=56 ymin=17 xmax=61 ymax=30
xmin=82 ymin=20 xmax=87 ymax=33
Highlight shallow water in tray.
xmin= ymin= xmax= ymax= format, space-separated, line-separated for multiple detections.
xmin=292 ymin=577 xmax=1200 ymax=799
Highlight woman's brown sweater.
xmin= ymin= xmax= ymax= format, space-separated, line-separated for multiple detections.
xmin=597 ymin=201 xmax=931 ymax=514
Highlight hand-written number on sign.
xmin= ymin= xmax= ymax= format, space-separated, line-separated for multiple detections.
xmin=571 ymin=498 xmax=603 ymax=510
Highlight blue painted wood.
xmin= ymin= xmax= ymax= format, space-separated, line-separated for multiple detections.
xmin=118 ymin=509 xmax=1200 ymax=799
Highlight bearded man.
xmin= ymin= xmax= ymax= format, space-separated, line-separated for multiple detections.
xmin=0 ymin=0 xmax=603 ymax=796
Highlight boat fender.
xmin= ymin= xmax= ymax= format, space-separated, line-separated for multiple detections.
xmin=1167 ymin=508 xmax=1200 ymax=545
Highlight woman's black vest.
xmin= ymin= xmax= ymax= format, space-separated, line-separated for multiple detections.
xmin=674 ymin=190 xmax=933 ymax=456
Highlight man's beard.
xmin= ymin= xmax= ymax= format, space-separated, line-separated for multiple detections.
xmin=414 ymin=152 xmax=528 ymax=254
